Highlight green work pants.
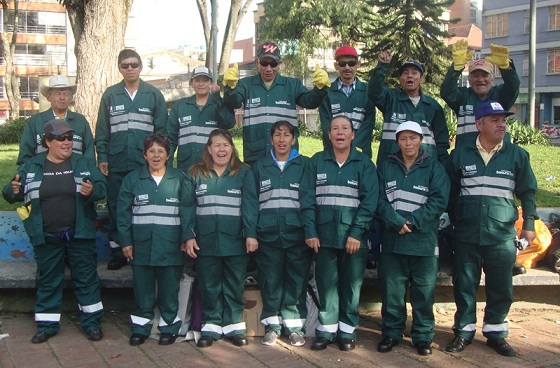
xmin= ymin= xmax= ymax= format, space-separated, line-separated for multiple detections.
xmin=452 ymin=239 xmax=516 ymax=341
xmin=107 ymin=171 xmax=127 ymax=257
xmin=378 ymin=253 xmax=437 ymax=344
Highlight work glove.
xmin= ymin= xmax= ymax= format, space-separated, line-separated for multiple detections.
xmin=311 ymin=64 xmax=331 ymax=90
xmin=17 ymin=204 xmax=31 ymax=220
xmin=452 ymin=39 xmax=474 ymax=71
xmin=222 ymin=62 xmax=239 ymax=89
xmin=486 ymin=44 xmax=510 ymax=69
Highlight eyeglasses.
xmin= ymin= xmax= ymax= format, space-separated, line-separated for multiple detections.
xmin=337 ymin=60 xmax=358 ymax=68
xmin=120 ymin=62 xmax=140 ymax=69
xmin=259 ymin=59 xmax=279 ymax=68
xmin=50 ymin=134 xmax=73 ymax=142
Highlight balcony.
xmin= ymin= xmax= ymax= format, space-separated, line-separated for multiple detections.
xmin=4 ymin=24 xmax=66 ymax=35
xmin=0 ymin=52 xmax=66 ymax=67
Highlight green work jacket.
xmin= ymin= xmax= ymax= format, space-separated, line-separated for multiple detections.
xmin=224 ymin=73 xmax=326 ymax=163
xmin=117 ymin=165 xmax=188 ymax=266
xmin=377 ymin=149 xmax=450 ymax=256
xmin=17 ymin=109 xmax=95 ymax=166
xmin=252 ymin=150 xmax=308 ymax=247
xmin=440 ymin=62 xmax=520 ymax=147
xmin=167 ymin=93 xmax=236 ymax=172
xmin=368 ymin=62 xmax=449 ymax=166
xmin=300 ymin=147 xmax=378 ymax=249
xmin=95 ymin=79 xmax=168 ymax=173
xmin=185 ymin=165 xmax=258 ymax=256
xmin=2 ymin=152 xmax=106 ymax=246
xmin=446 ymin=138 xmax=538 ymax=245
xmin=319 ymin=77 xmax=376 ymax=158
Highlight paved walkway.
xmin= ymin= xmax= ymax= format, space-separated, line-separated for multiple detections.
xmin=1 ymin=306 xmax=559 ymax=368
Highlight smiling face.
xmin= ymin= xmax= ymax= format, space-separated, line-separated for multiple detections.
xmin=143 ymin=142 xmax=169 ymax=174
xmin=399 ymin=66 xmax=424 ymax=97
xmin=468 ymin=70 xmax=494 ymax=99
xmin=334 ymin=56 xmax=359 ymax=85
xmin=328 ymin=117 xmax=355 ymax=152
xmin=476 ymin=114 xmax=507 ymax=144
xmin=191 ymin=75 xmax=212 ymax=97
xmin=45 ymin=133 xmax=74 ymax=162
xmin=208 ymin=134 xmax=233 ymax=170
xmin=271 ymin=124 xmax=296 ymax=160
xmin=397 ymin=131 xmax=422 ymax=161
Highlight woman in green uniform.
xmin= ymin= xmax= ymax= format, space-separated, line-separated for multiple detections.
xmin=376 ymin=121 xmax=450 ymax=356
xmin=252 ymin=120 xmax=311 ymax=347
xmin=117 ymin=133 xmax=189 ymax=346
xmin=183 ymin=129 xmax=259 ymax=348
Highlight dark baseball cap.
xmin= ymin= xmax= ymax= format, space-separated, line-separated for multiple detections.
xmin=257 ymin=42 xmax=281 ymax=61
xmin=43 ymin=119 xmax=74 ymax=136
xmin=475 ymin=101 xmax=515 ymax=120
xmin=399 ymin=60 xmax=424 ymax=76
xmin=191 ymin=66 xmax=213 ymax=80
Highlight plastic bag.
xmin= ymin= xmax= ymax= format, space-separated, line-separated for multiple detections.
xmin=515 ymin=207 xmax=552 ymax=269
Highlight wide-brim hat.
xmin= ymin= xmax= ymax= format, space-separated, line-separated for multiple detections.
xmin=40 ymin=75 xmax=77 ymax=97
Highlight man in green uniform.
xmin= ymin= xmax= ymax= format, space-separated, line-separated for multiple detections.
xmin=445 ymin=101 xmax=538 ymax=357
xmin=319 ymin=45 xmax=376 ymax=158
xmin=301 ymin=116 xmax=378 ymax=352
xmin=440 ymin=40 xmax=520 ymax=147
xmin=18 ymin=75 xmax=95 ymax=166
xmin=96 ymin=49 xmax=168 ymax=270
xmin=222 ymin=41 xmax=330 ymax=165
xmin=369 ymin=50 xmax=449 ymax=166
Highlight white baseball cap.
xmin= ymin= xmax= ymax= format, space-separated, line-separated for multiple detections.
xmin=395 ymin=121 xmax=423 ymax=140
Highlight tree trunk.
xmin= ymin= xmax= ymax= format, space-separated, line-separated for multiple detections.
xmin=65 ymin=0 xmax=132 ymax=132
xmin=218 ymin=0 xmax=253 ymax=74
xmin=1 ymin=0 xmax=20 ymax=120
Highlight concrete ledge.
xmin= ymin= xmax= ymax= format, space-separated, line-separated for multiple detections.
xmin=1 ymin=259 xmax=558 ymax=289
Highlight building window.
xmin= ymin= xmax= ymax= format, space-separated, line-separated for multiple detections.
xmin=550 ymin=5 xmax=560 ymax=30
xmin=547 ymin=48 xmax=560 ymax=74
xmin=3 ymin=10 xmax=65 ymax=34
xmin=0 ymin=77 xmax=5 ymax=99
xmin=19 ymin=76 xmax=39 ymax=100
xmin=524 ymin=11 xmax=530 ymax=34
xmin=522 ymin=54 xmax=529 ymax=76
xmin=486 ymin=14 xmax=508 ymax=38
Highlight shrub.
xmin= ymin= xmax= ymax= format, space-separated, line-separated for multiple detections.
xmin=508 ymin=119 xmax=549 ymax=146
xmin=0 ymin=118 xmax=27 ymax=144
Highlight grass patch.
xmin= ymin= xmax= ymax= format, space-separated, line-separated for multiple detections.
xmin=1 ymin=140 xmax=560 ymax=210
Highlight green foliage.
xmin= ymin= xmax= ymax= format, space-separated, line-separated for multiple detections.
xmin=509 ymin=119 xmax=549 ymax=146
xmin=357 ymin=0 xmax=456 ymax=85
xmin=0 ymin=118 xmax=27 ymax=144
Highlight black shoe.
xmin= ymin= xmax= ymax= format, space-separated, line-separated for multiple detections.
xmin=445 ymin=336 xmax=471 ymax=353
xmin=31 ymin=331 xmax=56 ymax=344
xmin=377 ymin=336 xmax=399 ymax=353
xmin=159 ymin=333 xmax=177 ymax=345
xmin=197 ymin=336 xmax=213 ymax=348
xmin=487 ymin=338 xmax=516 ymax=356
xmin=512 ymin=263 xmax=526 ymax=276
xmin=232 ymin=334 xmax=248 ymax=346
xmin=415 ymin=341 xmax=432 ymax=356
xmin=366 ymin=259 xmax=377 ymax=269
xmin=84 ymin=328 xmax=103 ymax=341
xmin=339 ymin=338 xmax=355 ymax=351
xmin=107 ymin=256 xmax=128 ymax=270
xmin=311 ymin=337 xmax=329 ymax=351
xmin=129 ymin=333 xmax=147 ymax=346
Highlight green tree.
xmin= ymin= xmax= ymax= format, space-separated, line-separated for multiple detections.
xmin=358 ymin=0 xmax=456 ymax=87
xmin=259 ymin=0 xmax=363 ymax=80
xmin=58 ymin=0 xmax=133 ymax=130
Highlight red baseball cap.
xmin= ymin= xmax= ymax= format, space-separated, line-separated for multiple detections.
xmin=335 ymin=46 xmax=358 ymax=59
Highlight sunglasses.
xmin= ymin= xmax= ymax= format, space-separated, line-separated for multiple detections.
xmin=120 ymin=62 xmax=140 ymax=69
xmin=259 ymin=59 xmax=279 ymax=68
xmin=50 ymin=134 xmax=73 ymax=142
xmin=337 ymin=60 xmax=358 ymax=67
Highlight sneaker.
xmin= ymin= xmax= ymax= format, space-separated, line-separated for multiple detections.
xmin=261 ymin=331 xmax=278 ymax=346
xmin=289 ymin=332 xmax=305 ymax=347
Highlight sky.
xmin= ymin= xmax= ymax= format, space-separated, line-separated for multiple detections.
xmin=128 ymin=0 xmax=260 ymax=53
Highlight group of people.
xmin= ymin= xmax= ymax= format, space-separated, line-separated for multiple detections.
xmin=2 ymin=40 xmax=538 ymax=360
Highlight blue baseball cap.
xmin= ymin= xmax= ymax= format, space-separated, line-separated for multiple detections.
xmin=43 ymin=119 xmax=74 ymax=136
xmin=475 ymin=101 xmax=515 ymax=120
xmin=399 ymin=60 xmax=424 ymax=76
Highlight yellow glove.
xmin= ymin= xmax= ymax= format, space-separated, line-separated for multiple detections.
xmin=311 ymin=64 xmax=331 ymax=90
xmin=452 ymin=39 xmax=474 ymax=71
xmin=222 ymin=62 xmax=239 ymax=89
xmin=16 ymin=204 xmax=31 ymax=220
xmin=486 ymin=44 xmax=510 ymax=69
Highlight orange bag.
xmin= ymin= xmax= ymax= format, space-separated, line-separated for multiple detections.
xmin=515 ymin=207 xmax=552 ymax=269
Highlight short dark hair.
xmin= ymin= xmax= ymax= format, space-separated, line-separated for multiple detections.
xmin=270 ymin=120 xmax=295 ymax=137
xmin=329 ymin=115 xmax=354 ymax=131
xmin=143 ymin=132 xmax=170 ymax=155
xmin=118 ymin=49 xmax=142 ymax=65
